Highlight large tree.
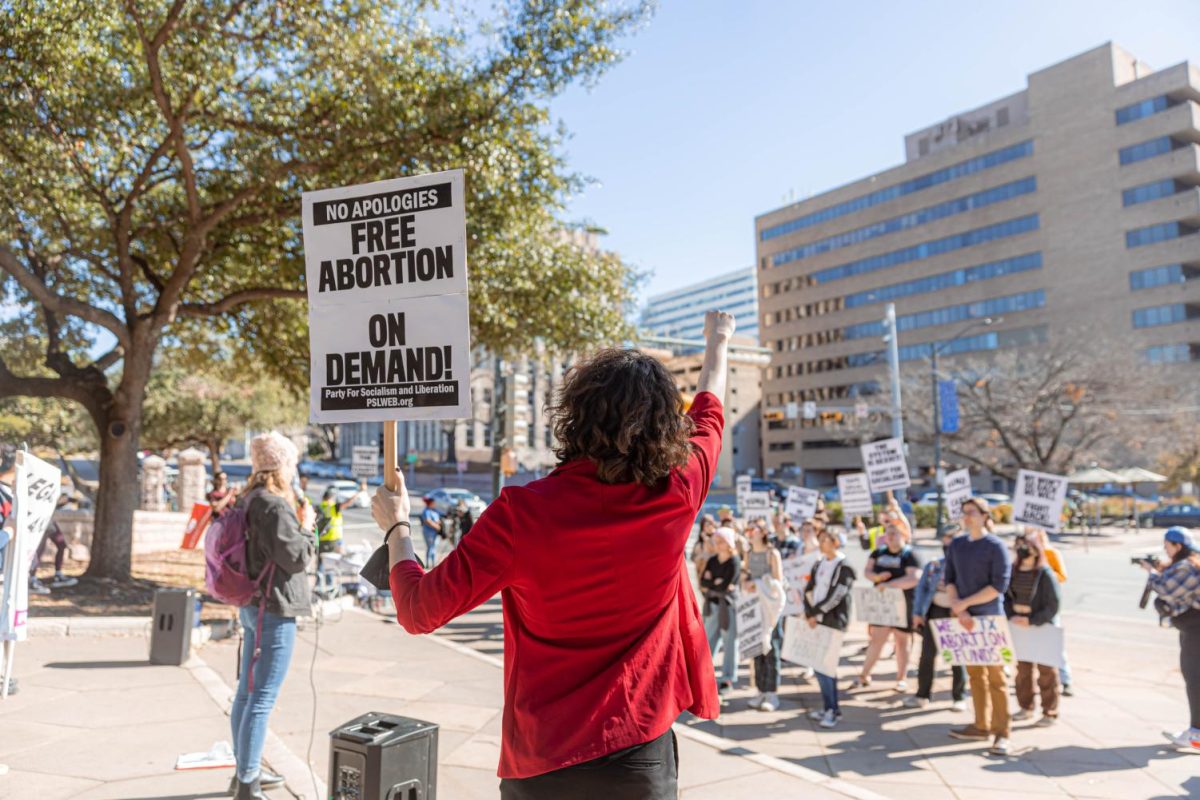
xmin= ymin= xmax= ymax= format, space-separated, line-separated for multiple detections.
xmin=0 ymin=0 xmax=645 ymax=579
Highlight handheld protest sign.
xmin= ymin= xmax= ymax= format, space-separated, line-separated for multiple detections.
xmin=837 ymin=472 xmax=873 ymax=518
xmin=860 ymin=437 xmax=911 ymax=494
xmin=1012 ymin=469 xmax=1068 ymax=532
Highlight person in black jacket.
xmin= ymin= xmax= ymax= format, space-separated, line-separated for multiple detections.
xmin=1005 ymin=532 xmax=1061 ymax=727
xmin=230 ymin=432 xmax=316 ymax=800
xmin=803 ymin=528 xmax=856 ymax=728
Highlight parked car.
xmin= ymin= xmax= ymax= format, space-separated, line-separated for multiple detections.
xmin=980 ymin=493 xmax=1012 ymax=506
xmin=425 ymin=487 xmax=487 ymax=519
xmin=1150 ymin=504 xmax=1200 ymax=528
xmin=915 ymin=491 xmax=940 ymax=506
xmin=328 ymin=479 xmax=370 ymax=509
xmin=750 ymin=479 xmax=788 ymax=501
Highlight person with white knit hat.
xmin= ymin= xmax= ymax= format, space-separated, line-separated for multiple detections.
xmin=229 ymin=432 xmax=315 ymax=800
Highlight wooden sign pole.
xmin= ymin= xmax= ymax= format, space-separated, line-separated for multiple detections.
xmin=383 ymin=421 xmax=400 ymax=491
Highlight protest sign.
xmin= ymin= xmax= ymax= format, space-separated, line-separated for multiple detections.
xmin=180 ymin=503 xmax=212 ymax=550
xmin=736 ymin=475 xmax=751 ymax=500
xmin=929 ymin=615 xmax=1014 ymax=666
xmin=351 ymin=446 xmax=379 ymax=479
xmin=943 ymin=468 xmax=972 ymax=521
xmin=1012 ymin=469 xmax=1069 ymax=532
xmin=1 ymin=452 xmax=62 ymax=650
xmin=852 ymin=585 xmax=908 ymax=628
xmin=304 ymin=170 xmax=471 ymax=424
xmin=785 ymin=486 xmax=820 ymax=521
xmin=741 ymin=491 xmax=772 ymax=514
xmin=861 ymin=437 xmax=911 ymax=493
xmin=782 ymin=552 xmax=820 ymax=617
xmin=734 ymin=593 xmax=766 ymax=660
xmin=837 ymin=472 xmax=873 ymax=517
xmin=781 ymin=616 xmax=843 ymax=677
xmin=1008 ymin=623 xmax=1065 ymax=669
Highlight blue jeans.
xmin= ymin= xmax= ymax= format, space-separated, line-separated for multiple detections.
xmin=703 ymin=602 xmax=738 ymax=684
xmin=231 ymin=606 xmax=297 ymax=783
xmin=817 ymin=670 xmax=840 ymax=713
xmin=1052 ymin=614 xmax=1072 ymax=685
xmin=422 ymin=526 xmax=438 ymax=567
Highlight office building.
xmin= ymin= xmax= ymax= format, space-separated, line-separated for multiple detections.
xmin=755 ymin=43 xmax=1200 ymax=486
xmin=642 ymin=267 xmax=759 ymax=349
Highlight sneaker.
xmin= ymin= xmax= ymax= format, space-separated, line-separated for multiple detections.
xmin=807 ymin=709 xmax=826 ymax=721
xmin=801 ymin=667 xmax=816 ymax=681
xmin=1164 ymin=728 xmax=1200 ymax=752
xmin=747 ymin=692 xmax=765 ymax=709
xmin=948 ymin=725 xmax=990 ymax=741
xmin=227 ymin=769 xmax=285 ymax=793
xmin=819 ymin=709 xmax=840 ymax=729
xmin=990 ymin=736 xmax=1011 ymax=756
xmin=29 ymin=577 xmax=50 ymax=596
xmin=951 ymin=700 xmax=968 ymax=712
xmin=718 ymin=681 xmax=734 ymax=696
xmin=903 ymin=696 xmax=929 ymax=709
xmin=895 ymin=680 xmax=908 ymax=693
xmin=758 ymin=692 xmax=779 ymax=712
xmin=1011 ymin=708 xmax=1035 ymax=722
xmin=50 ymin=574 xmax=78 ymax=588
xmin=1035 ymin=715 xmax=1057 ymax=728
xmin=848 ymin=676 xmax=871 ymax=690
xmin=1061 ymin=683 xmax=1074 ymax=697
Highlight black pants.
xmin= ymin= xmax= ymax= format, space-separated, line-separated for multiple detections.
xmin=753 ymin=620 xmax=784 ymax=692
xmin=499 ymin=729 xmax=677 ymax=800
xmin=1181 ymin=622 xmax=1200 ymax=729
xmin=917 ymin=605 xmax=966 ymax=701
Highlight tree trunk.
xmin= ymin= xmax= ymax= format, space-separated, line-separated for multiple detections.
xmin=85 ymin=403 xmax=141 ymax=582
xmin=207 ymin=440 xmax=222 ymax=473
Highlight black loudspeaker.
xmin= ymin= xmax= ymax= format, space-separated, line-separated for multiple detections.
xmin=149 ymin=588 xmax=195 ymax=666
xmin=329 ymin=712 xmax=439 ymax=800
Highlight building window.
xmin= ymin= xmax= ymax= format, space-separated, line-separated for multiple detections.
xmin=1144 ymin=343 xmax=1198 ymax=364
xmin=1130 ymin=263 xmax=1193 ymax=290
xmin=759 ymin=140 xmax=1033 ymax=242
xmin=466 ymin=424 xmax=475 ymax=447
xmin=1123 ymin=179 xmax=1180 ymax=207
xmin=1127 ymin=222 xmax=1190 ymax=248
xmin=844 ymin=253 xmax=1042 ymax=309
xmin=843 ymin=290 xmax=1045 ymax=341
xmin=1119 ymin=136 xmax=1175 ymax=165
xmin=1115 ymin=95 xmax=1172 ymax=125
xmin=768 ymin=442 xmax=796 ymax=452
xmin=1132 ymin=303 xmax=1192 ymax=328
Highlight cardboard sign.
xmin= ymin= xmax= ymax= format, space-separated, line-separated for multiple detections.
xmin=837 ymin=472 xmax=874 ymax=517
xmin=852 ymin=585 xmax=909 ymax=628
xmin=785 ymin=486 xmax=820 ymax=522
xmin=304 ymin=170 xmax=471 ymax=423
xmin=781 ymin=616 xmax=843 ymax=677
xmin=943 ymin=468 xmax=972 ymax=521
xmin=1 ymin=452 xmax=62 ymax=642
xmin=351 ymin=446 xmax=379 ymax=479
xmin=179 ymin=503 xmax=212 ymax=550
xmin=734 ymin=593 xmax=766 ymax=660
xmin=1008 ymin=622 xmax=1065 ymax=669
xmin=741 ymin=491 xmax=772 ymax=514
xmin=782 ymin=552 xmax=820 ymax=617
xmin=1012 ymin=469 xmax=1068 ymax=532
xmin=929 ymin=615 xmax=1014 ymax=666
xmin=861 ymin=437 xmax=911 ymax=493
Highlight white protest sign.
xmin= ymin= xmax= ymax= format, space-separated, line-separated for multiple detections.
xmin=785 ymin=486 xmax=820 ymax=521
xmin=1 ymin=452 xmax=62 ymax=643
xmin=1008 ymin=623 xmax=1065 ymax=669
xmin=734 ymin=593 xmax=767 ymax=660
xmin=736 ymin=475 xmax=751 ymax=500
xmin=861 ymin=437 xmax=911 ymax=493
xmin=943 ymin=468 xmax=972 ymax=521
xmin=304 ymin=170 xmax=471 ymax=423
xmin=782 ymin=552 xmax=820 ymax=617
xmin=351 ymin=446 xmax=379 ymax=479
xmin=802 ymin=401 xmax=817 ymax=420
xmin=929 ymin=615 xmax=1014 ymax=666
xmin=741 ymin=491 xmax=772 ymax=514
xmin=837 ymin=472 xmax=874 ymax=517
xmin=852 ymin=585 xmax=909 ymax=628
xmin=1012 ymin=469 xmax=1068 ymax=532
xmin=782 ymin=616 xmax=843 ymax=677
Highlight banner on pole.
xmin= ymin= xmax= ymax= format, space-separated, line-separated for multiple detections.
xmin=304 ymin=170 xmax=471 ymax=423
xmin=781 ymin=616 xmax=843 ymax=677
xmin=837 ymin=472 xmax=874 ymax=518
xmin=1 ymin=452 xmax=62 ymax=642
xmin=929 ymin=614 xmax=1014 ymax=666
xmin=1012 ymin=469 xmax=1069 ymax=532
xmin=861 ymin=437 xmax=911 ymax=494
xmin=852 ymin=585 xmax=908 ymax=628
xmin=938 ymin=379 xmax=959 ymax=434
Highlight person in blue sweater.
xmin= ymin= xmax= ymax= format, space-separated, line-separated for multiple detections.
xmin=944 ymin=496 xmax=1013 ymax=756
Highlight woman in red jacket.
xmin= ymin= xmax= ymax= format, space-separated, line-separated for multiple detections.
xmin=372 ymin=311 xmax=736 ymax=799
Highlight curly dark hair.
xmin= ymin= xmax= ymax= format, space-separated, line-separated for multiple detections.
xmin=551 ymin=348 xmax=695 ymax=486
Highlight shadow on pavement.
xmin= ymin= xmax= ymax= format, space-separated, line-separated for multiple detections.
xmin=1147 ymin=775 xmax=1200 ymax=800
xmin=992 ymin=743 xmax=1191 ymax=775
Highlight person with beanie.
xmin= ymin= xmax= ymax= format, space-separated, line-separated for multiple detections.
xmin=229 ymin=432 xmax=316 ymax=799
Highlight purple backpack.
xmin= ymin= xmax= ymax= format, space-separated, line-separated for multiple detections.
xmin=204 ymin=490 xmax=276 ymax=691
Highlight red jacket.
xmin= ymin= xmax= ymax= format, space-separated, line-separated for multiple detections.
xmin=389 ymin=391 xmax=723 ymax=778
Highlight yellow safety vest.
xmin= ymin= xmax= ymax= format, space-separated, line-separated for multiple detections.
xmin=318 ymin=499 xmax=343 ymax=542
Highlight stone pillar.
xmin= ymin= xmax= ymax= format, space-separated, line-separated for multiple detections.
xmin=177 ymin=447 xmax=207 ymax=510
xmin=140 ymin=455 xmax=167 ymax=511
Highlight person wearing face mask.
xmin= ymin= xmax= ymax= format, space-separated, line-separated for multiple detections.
xmin=851 ymin=522 xmax=921 ymax=692
xmin=1005 ymin=533 xmax=1062 ymax=727
xmin=906 ymin=524 xmax=967 ymax=711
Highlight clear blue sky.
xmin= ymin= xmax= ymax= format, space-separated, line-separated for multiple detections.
xmin=550 ymin=0 xmax=1200 ymax=300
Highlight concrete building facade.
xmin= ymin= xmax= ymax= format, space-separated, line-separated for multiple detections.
xmin=755 ymin=43 xmax=1200 ymax=486
xmin=642 ymin=267 xmax=759 ymax=348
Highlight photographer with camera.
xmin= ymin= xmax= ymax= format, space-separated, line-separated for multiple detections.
xmin=1139 ymin=527 xmax=1200 ymax=754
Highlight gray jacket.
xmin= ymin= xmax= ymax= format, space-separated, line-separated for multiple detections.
xmin=244 ymin=491 xmax=314 ymax=617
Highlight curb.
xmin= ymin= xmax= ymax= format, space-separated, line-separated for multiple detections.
xmin=29 ymin=615 xmax=217 ymax=649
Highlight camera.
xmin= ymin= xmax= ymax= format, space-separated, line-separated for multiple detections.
xmin=1130 ymin=553 xmax=1160 ymax=567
